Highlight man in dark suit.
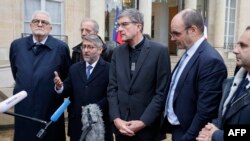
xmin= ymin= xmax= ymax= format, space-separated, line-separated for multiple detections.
xmin=54 ymin=34 xmax=113 ymax=141
xmin=162 ymin=9 xmax=227 ymax=141
xmin=107 ymin=8 xmax=171 ymax=141
xmin=71 ymin=18 xmax=113 ymax=63
xmin=9 ymin=10 xmax=71 ymax=141
xmin=197 ymin=26 xmax=250 ymax=141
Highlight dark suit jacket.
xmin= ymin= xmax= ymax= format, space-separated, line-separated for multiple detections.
xmin=212 ymin=76 xmax=250 ymax=141
xmin=60 ymin=58 xmax=112 ymax=141
xmin=107 ymin=38 xmax=171 ymax=141
xmin=9 ymin=35 xmax=71 ymax=141
xmin=162 ymin=40 xmax=227 ymax=141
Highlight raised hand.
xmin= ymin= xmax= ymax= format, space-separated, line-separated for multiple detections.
xmin=54 ymin=71 xmax=63 ymax=89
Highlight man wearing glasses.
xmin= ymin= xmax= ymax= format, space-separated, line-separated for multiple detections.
xmin=54 ymin=34 xmax=112 ymax=141
xmin=9 ymin=10 xmax=71 ymax=141
xmin=161 ymin=9 xmax=227 ymax=141
xmin=107 ymin=8 xmax=171 ymax=141
xmin=71 ymin=18 xmax=113 ymax=63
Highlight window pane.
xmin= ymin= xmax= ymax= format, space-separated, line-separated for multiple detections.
xmin=225 ymin=8 xmax=228 ymax=20
xmin=24 ymin=0 xmax=40 ymax=21
xmin=229 ymin=23 xmax=235 ymax=35
xmin=24 ymin=23 xmax=32 ymax=34
xmin=50 ymin=24 xmax=61 ymax=35
xmin=231 ymin=0 xmax=236 ymax=7
xmin=230 ymin=9 xmax=235 ymax=21
xmin=46 ymin=1 xmax=61 ymax=23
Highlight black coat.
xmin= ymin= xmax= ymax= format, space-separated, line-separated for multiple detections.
xmin=108 ymin=38 xmax=171 ymax=141
xmin=9 ymin=35 xmax=71 ymax=141
xmin=61 ymin=58 xmax=113 ymax=141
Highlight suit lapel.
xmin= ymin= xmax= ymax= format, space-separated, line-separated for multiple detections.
xmin=118 ymin=45 xmax=131 ymax=83
xmin=78 ymin=61 xmax=87 ymax=82
xmin=173 ymin=49 xmax=201 ymax=101
xmin=129 ymin=43 xmax=149 ymax=88
xmin=224 ymin=90 xmax=250 ymax=121
xmin=87 ymin=59 xmax=105 ymax=82
xmin=173 ymin=41 xmax=208 ymax=101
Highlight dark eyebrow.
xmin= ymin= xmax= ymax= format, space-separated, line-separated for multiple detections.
xmin=237 ymin=42 xmax=248 ymax=47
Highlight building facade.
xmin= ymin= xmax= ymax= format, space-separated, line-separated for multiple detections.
xmin=0 ymin=0 xmax=250 ymax=98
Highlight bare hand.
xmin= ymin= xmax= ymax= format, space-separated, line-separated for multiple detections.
xmin=114 ymin=118 xmax=135 ymax=136
xmin=196 ymin=123 xmax=218 ymax=141
xmin=127 ymin=120 xmax=145 ymax=133
xmin=54 ymin=71 xmax=63 ymax=89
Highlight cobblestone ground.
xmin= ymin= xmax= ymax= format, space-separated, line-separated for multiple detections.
xmin=0 ymin=128 xmax=171 ymax=141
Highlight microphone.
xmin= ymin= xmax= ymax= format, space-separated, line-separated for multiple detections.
xmin=50 ymin=98 xmax=71 ymax=122
xmin=0 ymin=90 xmax=27 ymax=113
xmin=79 ymin=104 xmax=104 ymax=141
xmin=36 ymin=98 xmax=71 ymax=139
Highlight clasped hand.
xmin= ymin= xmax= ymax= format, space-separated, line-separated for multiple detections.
xmin=114 ymin=118 xmax=146 ymax=136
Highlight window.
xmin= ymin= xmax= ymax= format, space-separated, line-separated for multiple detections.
xmin=224 ymin=0 xmax=236 ymax=51
xmin=104 ymin=0 xmax=138 ymax=43
xmin=24 ymin=0 xmax=64 ymax=36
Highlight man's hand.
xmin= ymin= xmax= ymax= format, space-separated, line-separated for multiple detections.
xmin=54 ymin=71 xmax=63 ymax=89
xmin=114 ymin=118 xmax=135 ymax=136
xmin=196 ymin=122 xmax=219 ymax=141
xmin=127 ymin=120 xmax=146 ymax=133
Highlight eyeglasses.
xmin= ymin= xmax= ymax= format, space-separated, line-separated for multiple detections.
xmin=81 ymin=45 xmax=97 ymax=50
xmin=169 ymin=27 xmax=190 ymax=38
xmin=116 ymin=22 xmax=137 ymax=29
xmin=31 ymin=19 xmax=50 ymax=26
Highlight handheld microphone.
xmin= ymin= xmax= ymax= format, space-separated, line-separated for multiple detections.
xmin=0 ymin=90 xmax=27 ymax=113
xmin=50 ymin=98 xmax=71 ymax=122
xmin=36 ymin=99 xmax=71 ymax=139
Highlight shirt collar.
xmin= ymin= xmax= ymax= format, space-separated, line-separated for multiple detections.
xmin=32 ymin=36 xmax=48 ymax=45
xmin=86 ymin=59 xmax=98 ymax=68
xmin=186 ymin=36 xmax=205 ymax=56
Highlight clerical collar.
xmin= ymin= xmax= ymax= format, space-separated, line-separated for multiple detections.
xmin=129 ymin=37 xmax=145 ymax=49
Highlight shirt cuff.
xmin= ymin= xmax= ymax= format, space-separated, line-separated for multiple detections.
xmin=54 ymin=85 xmax=64 ymax=94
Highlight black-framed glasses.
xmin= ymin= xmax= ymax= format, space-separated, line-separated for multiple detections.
xmin=116 ymin=21 xmax=137 ymax=29
xmin=31 ymin=19 xmax=50 ymax=26
xmin=169 ymin=26 xmax=190 ymax=38
xmin=81 ymin=45 xmax=97 ymax=50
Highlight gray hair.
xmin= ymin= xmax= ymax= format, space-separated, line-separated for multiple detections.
xmin=31 ymin=10 xmax=52 ymax=23
xmin=83 ymin=34 xmax=103 ymax=48
xmin=118 ymin=8 xmax=144 ymax=32
xmin=81 ymin=18 xmax=99 ymax=34
xmin=182 ymin=9 xmax=204 ymax=33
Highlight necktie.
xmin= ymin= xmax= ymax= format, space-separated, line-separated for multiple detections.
xmin=86 ymin=65 xmax=93 ymax=79
xmin=32 ymin=43 xmax=43 ymax=55
xmin=165 ymin=52 xmax=188 ymax=117
xmin=231 ymin=78 xmax=249 ymax=103
xmin=169 ymin=52 xmax=188 ymax=92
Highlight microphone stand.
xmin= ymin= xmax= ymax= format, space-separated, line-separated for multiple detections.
xmin=36 ymin=121 xmax=52 ymax=139
xmin=4 ymin=111 xmax=47 ymax=125
xmin=4 ymin=111 xmax=51 ymax=139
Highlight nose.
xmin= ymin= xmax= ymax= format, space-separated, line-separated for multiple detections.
xmin=37 ymin=21 xmax=43 ymax=26
xmin=233 ymin=45 xmax=239 ymax=54
xmin=170 ymin=35 xmax=176 ymax=41
xmin=81 ymin=30 xmax=88 ymax=36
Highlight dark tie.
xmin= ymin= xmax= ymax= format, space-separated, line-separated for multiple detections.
xmin=231 ymin=78 xmax=249 ymax=103
xmin=32 ymin=43 xmax=43 ymax=55
xmin=86 ymin=65 xmax=93 ymax=79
